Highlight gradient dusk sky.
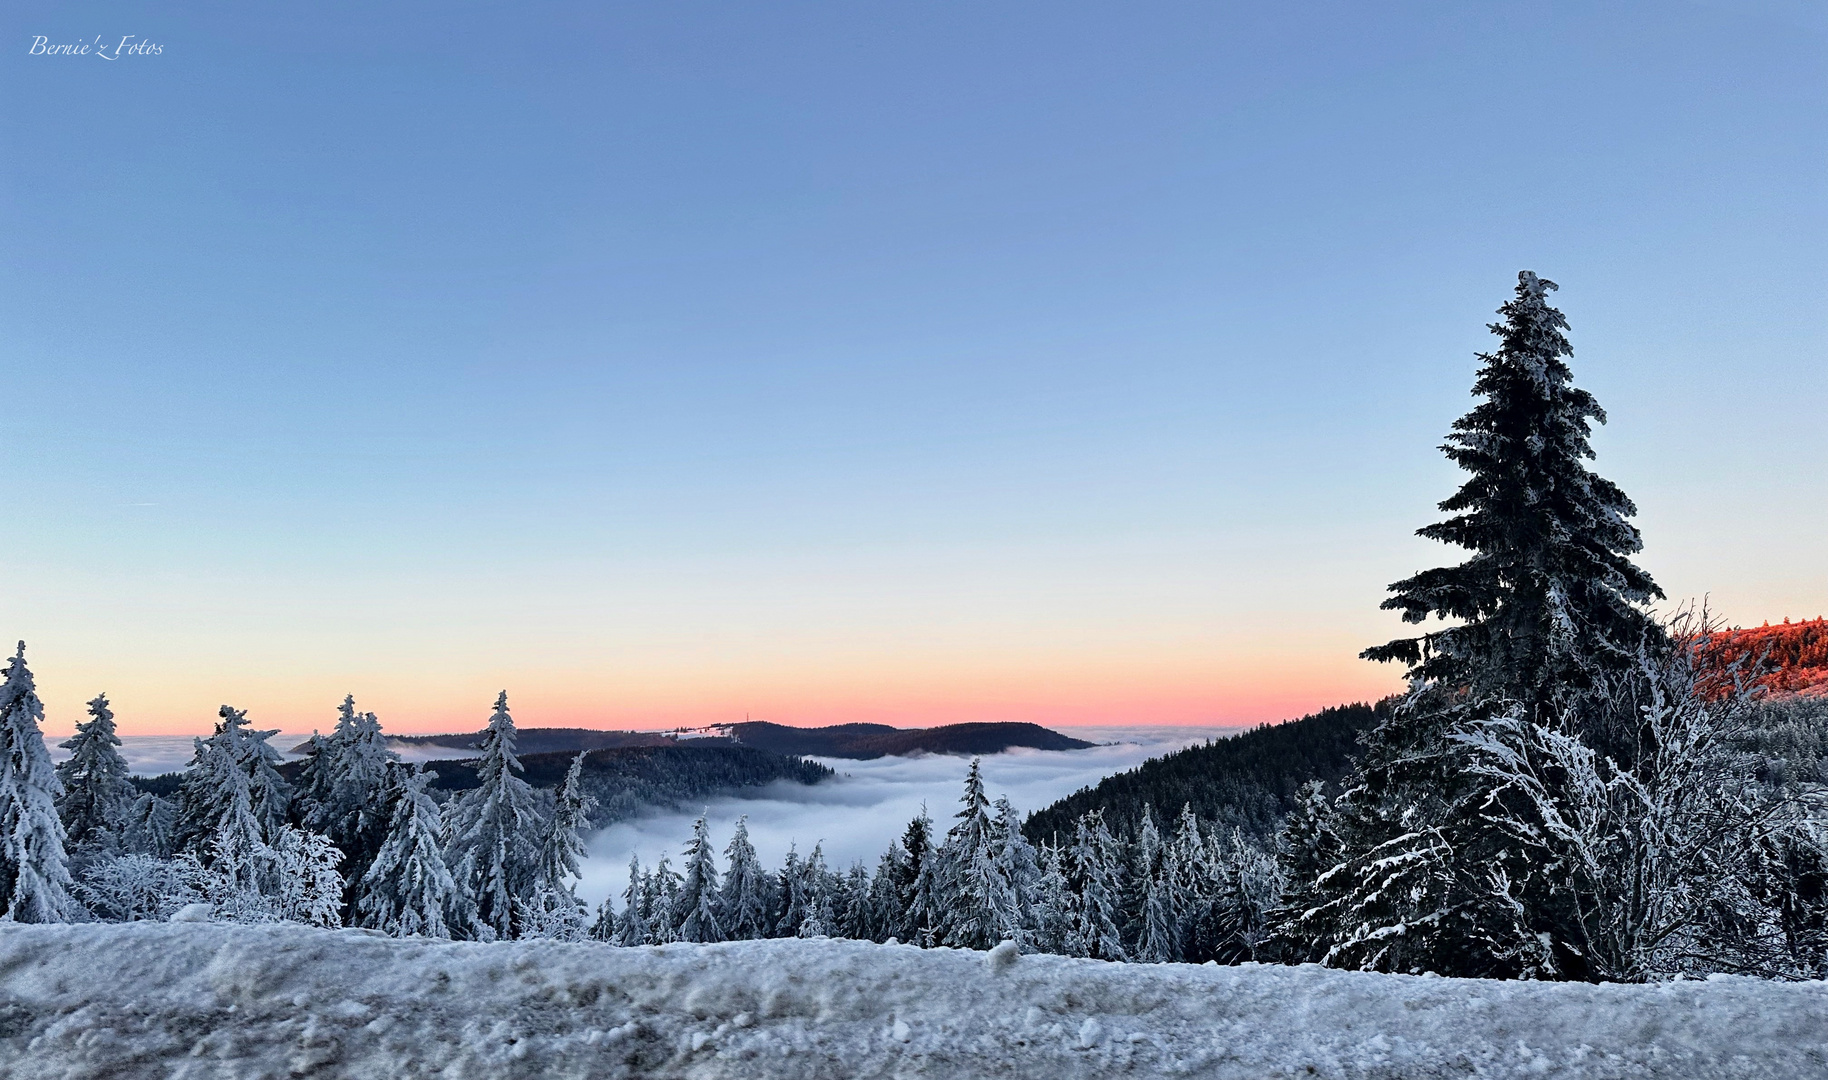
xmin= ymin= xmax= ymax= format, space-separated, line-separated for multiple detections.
xmin=4 ymin=2 xmax=1824 ymax=736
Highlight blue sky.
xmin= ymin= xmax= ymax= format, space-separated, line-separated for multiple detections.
xmin=3 ymin=2 xmax=1823 ymax=733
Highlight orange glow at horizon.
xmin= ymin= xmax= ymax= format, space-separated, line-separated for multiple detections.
xmin=29 ymin=640 xmax=1406 ymax=738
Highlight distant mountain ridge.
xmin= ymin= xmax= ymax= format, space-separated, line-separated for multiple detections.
xmin=299 ymin=720 xmax=1095 ymax=761
xmin=721 ymin=720 xmax=1094 ymax=759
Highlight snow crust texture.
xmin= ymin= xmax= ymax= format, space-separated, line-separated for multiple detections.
xmin=3 ymin=924 xmax=1825 ymax=1079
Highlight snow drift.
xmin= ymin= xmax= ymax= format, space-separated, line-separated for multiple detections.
xmin=3 ymin=924 xmax=1824 ymax=1079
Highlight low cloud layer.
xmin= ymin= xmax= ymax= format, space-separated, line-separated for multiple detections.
xmin=71 ymin=734 xmax=318 ymax=777
xmin=576 ymin=725 xmax=1237 ymax=908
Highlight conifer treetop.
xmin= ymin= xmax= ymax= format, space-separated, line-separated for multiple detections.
xmin=474 ymin=691 xmax=522 ymax=776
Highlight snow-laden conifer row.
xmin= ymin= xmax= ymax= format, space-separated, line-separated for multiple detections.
xmin=582 ymin=757 xmax=1285 ymax=965
xmin=6 ymin=655 xmax=598 ymax=941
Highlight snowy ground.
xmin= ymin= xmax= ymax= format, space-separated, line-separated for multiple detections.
xmin=4 ymin=924 xmax=1824 ymax=1079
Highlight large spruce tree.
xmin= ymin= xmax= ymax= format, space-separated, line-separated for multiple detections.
xmin=442 ymin=691 xmax=541 ymax=939
xmin=55 ymin=693 xmax=135 ymax=852
xmin=1363 ymin=271 xmax=1662 ymax=719
xmin=1285 ymin=273 xmax=1667 ymax=978
xmin=360 ymin=764 xmax=472 ymax=939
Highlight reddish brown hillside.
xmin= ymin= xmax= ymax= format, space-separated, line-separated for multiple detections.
xmin=1700 ymin=618 xmax=1828 ymax=697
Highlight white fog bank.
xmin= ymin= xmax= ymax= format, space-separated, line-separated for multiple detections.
xmin=577 ymin=725 xmax=1237 ymax=907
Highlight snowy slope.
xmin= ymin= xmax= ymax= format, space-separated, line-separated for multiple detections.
xmin=3 ymin=924 xmax=1824 ymax=1079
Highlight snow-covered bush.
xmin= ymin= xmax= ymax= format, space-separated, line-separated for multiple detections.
xmin=1455 ymin=627 xmax=1828 ymax=980
xmin=75 ymin=853 xmax=204 ymax=922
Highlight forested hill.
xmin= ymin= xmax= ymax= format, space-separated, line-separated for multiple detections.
xmin=724 ymin=720 xmax=1094 ymax=759
xmin=297 ymin=720 xmax=1095 ymax=761
xmin=1022 ymin=701 xmax=1388 ymax=845
xmin=1703 ymin=618 xmax=1828 ymax=697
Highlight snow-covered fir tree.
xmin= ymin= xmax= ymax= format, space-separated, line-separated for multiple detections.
xmin=774 ymin=845 xmax=806 ymax=937
xmin=175 ymin=706 xmax=292 ymax=852
xmin=991 ymin=796 xmax=1041 ymax=947
xmin=1064 ymin=809 xmax=1126 ymax=961
xmin=589 ymin=894 xmax=617 ymax=942
xmin=0 ymin=643 xmax=75 ymax=922
xmin=1266 ymin=782 xmax=1342 ymax=962
xmin=1030 ymin=840 xmax=1072 ymax=955
xmin=720 ymin=816 xmax=771 ymax=940
xmin=359 ymin=764 xmax=472 ymax=939
xmin=442 ymin=691 xmax=542 ymax=940
xmin=119 ymin=792 xmax=176 ymax=859
xmin=297 ymin=696 xmax=398 ymax=908
xmin=533 ymin=753 xmax=595 ymax=907
xmin=935 ymin=758 xmax=1012 ymax=949
xmin=839 ymin=861 xmax=874 ymax=940
xmin=796 ymin=843 xmax=834 ymax=938
xmin=1129 ymin=806 xmax=1179 ymax=963
xmin=675 ymin=813 xmax=724 ymax=943
xmin=647 ymin=852 xmax=683 ymax=943
xmin=1168 ymin=803 xmax=1215 ymax=931
xmin=867 ymin=841 xmax=908 ymax=941
xmin=239 ymin=713 xmax=291 ymax=835
xmin=54 ymin=693 xmax=135 ymax=854
xmin=1201 ymin=828 xmax=1284 ymax=964
xmin=198 ymin=762 xmax=270 ymax=899
xmin=897 ymin=808 xmax=939 ymax=945
xmin=614 ymin=853 xmax=649 ymax=945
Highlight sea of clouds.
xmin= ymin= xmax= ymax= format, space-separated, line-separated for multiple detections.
xmin=56 ymin=734 xmax=318 ymax=778
xmin=573 ymin=725 xmax=1238 ymax=908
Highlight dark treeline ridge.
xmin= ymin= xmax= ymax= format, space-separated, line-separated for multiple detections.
xmin=727 ymin=720 xmax=1093 ymax=759
xmin=293 ymin=720 xmax=1094 ymax=761
xmin=415 ymin=744 xmax=832 ymax=825
xmin=1023 ymin=702 xmax=1387 ymax=846
xmin=127 ymin=773 xmax=183 ymax=799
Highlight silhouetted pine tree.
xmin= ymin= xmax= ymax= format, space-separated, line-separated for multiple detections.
xmin=1319 ymin=273 xmax=1664 ymax=977
xmin=1362 ymin=271 xmax=1662 ymax=721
